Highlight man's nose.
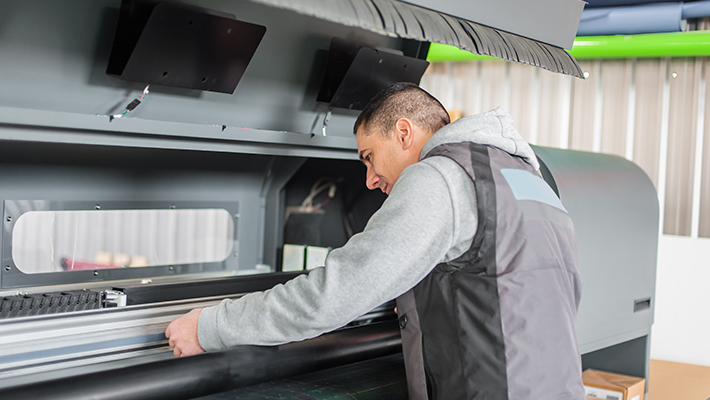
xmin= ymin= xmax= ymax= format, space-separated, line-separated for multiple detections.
xmin=366 ymin=167 xmax=380 ymax=190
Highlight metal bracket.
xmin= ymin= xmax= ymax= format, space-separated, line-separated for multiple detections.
xmin=104 ymin=289 xmax=127 ymax=308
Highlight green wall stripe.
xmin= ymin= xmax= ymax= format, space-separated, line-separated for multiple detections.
xmin=427 ymin=31 xmax=710 ymax=62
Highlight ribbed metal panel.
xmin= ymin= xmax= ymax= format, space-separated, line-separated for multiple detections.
xmin=248 ymin=0 xmax=584 ymax=77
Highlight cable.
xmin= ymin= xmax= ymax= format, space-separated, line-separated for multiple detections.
xmin=303 ymin=177 xmax=337 ymax=212
xmin=321 ymin=107 xmax=332 ymax=136
xmin=108 ymin=84 xmax=150 ymax=122
xmin=287 ymin=177 xmax=337 ymax=214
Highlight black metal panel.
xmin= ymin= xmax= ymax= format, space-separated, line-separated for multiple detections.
xmin=115 ymin=272 xmax=305 ymax=305
xmin=107 ymin=0 xmax=266 ymax=93
xmin=402 ymin=39 xmax=430 ymax=60
xmin=0 ymin=320 xmax=402 ymax=400
xmin=316 ymin=38 xmax=362 ymax=106
xmin=316 ymin=38 xmax=429 ymax=110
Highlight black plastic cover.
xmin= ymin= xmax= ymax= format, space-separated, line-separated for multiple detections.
xmin=317 ymin=38 xmax=429 ymax=110
xmin=106 ymin=0 xmax=266 ymax=94
xmin=114 ymin=272 xmax=305 ymax=305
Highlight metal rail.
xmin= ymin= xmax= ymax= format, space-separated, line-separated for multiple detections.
xmin=0 ymin=320 xmax=402 ymax=400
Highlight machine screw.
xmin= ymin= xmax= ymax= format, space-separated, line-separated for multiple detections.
xmin=93 ymin=271 xmax=99 ymax=276
xmin=170 ymin=204 xmax=176 ymax=209
xmin=95 ymin=204 xmax=101 ymax=210
xmin=5 ymin=216 xmax=11 ymax=222
xmin=169 ymin=266 xmax=174 ymax=271
xmin=4 ymin=265 xmax=10 ymax=271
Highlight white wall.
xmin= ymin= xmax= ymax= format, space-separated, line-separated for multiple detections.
xmin=651 ymin=235 xmax=710 ymax=367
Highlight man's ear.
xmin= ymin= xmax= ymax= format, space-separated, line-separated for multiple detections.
xmin=394 ymin=118 xmax=414 ymax=150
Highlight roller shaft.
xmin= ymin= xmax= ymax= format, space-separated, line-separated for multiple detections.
xmin=0 ymin=320 xmax=402 ymax=400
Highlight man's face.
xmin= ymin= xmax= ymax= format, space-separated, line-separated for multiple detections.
xmin=355 ymin=127 xmax=410 ymax=195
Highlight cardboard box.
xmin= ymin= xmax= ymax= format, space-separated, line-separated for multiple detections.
xmin=583 ymin=369 xmax=645 ymax=400
xmin=648 ymin=359 xmax=710 ymax=400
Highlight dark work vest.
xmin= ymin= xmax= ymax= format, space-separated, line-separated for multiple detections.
xmin=396 ymin=142 xmax=584 ymax=400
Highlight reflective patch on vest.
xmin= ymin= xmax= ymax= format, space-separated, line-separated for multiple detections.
xmin=500 ymin=169 xmax=567 ymax=212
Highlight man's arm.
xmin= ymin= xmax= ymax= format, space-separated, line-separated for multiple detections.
xmin=168 ymin=162 xmax=458 ymax=355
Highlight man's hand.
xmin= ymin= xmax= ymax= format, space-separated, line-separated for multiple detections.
xmin=165 ymin=308 xmax=205 ymax=357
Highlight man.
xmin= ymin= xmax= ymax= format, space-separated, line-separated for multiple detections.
xmin=166 ymin=82 xmax=585 ymax=399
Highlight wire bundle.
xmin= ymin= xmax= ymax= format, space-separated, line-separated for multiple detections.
xmin=288 ymin=177 xmax=337 ymax=214
xmin=108 ymin=84 xmax=150 ymax=121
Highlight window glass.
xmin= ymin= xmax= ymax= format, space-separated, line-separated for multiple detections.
xmin=12 ymin=209 xmax=234 ymax=274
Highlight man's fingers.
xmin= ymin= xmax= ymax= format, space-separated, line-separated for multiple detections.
xmin=165 ymin=307 xmax=204 ymax=358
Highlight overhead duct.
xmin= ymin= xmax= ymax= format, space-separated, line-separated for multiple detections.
xmin=247 ymin=0 xmax=585 ymax=78
xmin=576 ymin=1 xmax=710 ymax=37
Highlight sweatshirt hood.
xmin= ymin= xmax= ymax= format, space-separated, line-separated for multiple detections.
xmin=421 ymin=107 xmax=539 ymax=171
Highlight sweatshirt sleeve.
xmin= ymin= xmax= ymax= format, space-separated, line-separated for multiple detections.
xmin=198 ymin=162 xmax=459 ymax=350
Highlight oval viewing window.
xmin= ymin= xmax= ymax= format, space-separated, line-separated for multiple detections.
xmin=12 ymin=209 xmax=234 ymax=274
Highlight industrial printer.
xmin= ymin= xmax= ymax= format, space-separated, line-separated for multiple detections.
xmin=0 ymin=0 xmax=658 ymax=398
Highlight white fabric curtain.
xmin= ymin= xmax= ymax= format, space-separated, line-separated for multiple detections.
xmin=422 ymin=56 xmax=710 ymax=238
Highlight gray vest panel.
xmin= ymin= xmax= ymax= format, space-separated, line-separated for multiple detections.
xmin=397 ymin=143 xmax=584 ymax=400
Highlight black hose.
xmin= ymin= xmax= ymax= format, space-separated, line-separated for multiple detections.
xmin=0 ymin=320 xmax=402 ymax=400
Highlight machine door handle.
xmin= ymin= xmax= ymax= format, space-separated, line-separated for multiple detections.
xmin=633 ymin=297 xmax=651 ymax=312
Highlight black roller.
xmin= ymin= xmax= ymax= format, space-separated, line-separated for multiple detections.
xmin=0 ymin=321 xmax=402 ymax=400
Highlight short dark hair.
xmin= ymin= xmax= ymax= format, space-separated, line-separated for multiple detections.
xmin=353 ymin=82 xmax=450 ymax=137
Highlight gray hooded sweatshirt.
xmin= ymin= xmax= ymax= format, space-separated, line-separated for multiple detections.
xmin=197 ymin=107 xmax=540 ymax=350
